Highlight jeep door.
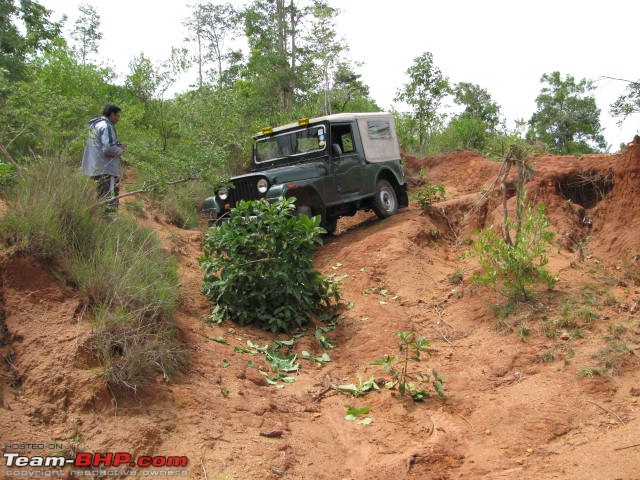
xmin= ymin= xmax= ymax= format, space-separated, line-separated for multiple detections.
xmin=329 ymin=122 xmax=365 ymax=198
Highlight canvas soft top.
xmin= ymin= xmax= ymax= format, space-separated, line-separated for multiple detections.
xmin=255 ymin=112 xmax=401 ymax=163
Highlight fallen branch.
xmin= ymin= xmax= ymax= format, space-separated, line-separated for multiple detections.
xmin=0 ymin=142 xmax=19 ymax=168
xmin=200 ymin=459 xmax=208 ymax=480
xmin=587 ymin=399 xmax=625 ymax=425
xmin=458 ymin=414 xmax=474 ymax=430
xmin=614 ymin=442 xmax=640 ymax=451
xmin=92 ymin=177 xmax=197 ymax=207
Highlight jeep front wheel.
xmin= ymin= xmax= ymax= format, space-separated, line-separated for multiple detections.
xmin=321 ymin=215 xmax=337 ymax=234
xmin=372 ymin=179 xmax=398 ymax=219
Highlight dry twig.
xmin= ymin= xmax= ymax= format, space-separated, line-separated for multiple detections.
xmin=587 ymin=399 xmax=625 ymax=424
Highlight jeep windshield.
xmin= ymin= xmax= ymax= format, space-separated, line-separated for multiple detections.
xmin=255 ymin=125 xmax=326 ymax=163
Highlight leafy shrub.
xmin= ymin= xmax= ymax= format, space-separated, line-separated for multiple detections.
xmin=200 ymin=198 xmax=340 ymax=332
xmin=370 ymin=331 xmax=445 ymax=401
xmin=0 ymin=161 xmax=16 ymax=186
xmin=412 ymin=181 xmax=446 ymax=210
xmin=469 ymin=202 xmax=556 ymax=300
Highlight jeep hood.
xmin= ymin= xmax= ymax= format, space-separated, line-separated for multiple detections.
xmin=236 ymin=163 xmax=327 ymax=185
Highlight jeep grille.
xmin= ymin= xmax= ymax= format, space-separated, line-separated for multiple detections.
xmin=228 ymin=178 xmax=266 ymax=207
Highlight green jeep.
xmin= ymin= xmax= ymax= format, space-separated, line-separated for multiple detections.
xmin=202 ymin=112 xmax=408 ymax=233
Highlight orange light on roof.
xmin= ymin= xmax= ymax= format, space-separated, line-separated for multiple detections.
xmin=298 ymin=118 xmax=309 ymax=126
xmin=261 ymin=127 xmax=273 ymax=135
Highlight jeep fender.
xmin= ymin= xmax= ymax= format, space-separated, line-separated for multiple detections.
xmin=266 ymin=182 xmax=323 ymax=205
xmin=201 ymin=195 xmax=224 ymax=214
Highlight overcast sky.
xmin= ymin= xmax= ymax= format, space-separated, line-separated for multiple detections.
xmin=40 ymin=0 xmax=639 ymax=150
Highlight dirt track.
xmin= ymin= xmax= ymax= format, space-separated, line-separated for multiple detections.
xmin=1 ymin=147 xmax=639 ymax=479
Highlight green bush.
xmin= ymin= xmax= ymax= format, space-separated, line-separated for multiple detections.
xmin=469 ymin=203 xmax=556 ymax=300
xmin=200 ymin=198 xmax=340 ymax=332
xmin=412 ymin=181 xmax=446 ymax=210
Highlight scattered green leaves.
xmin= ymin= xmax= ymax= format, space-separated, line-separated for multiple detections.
xmin=301 ymin=351 xmax=331 ymax=365
xmin=344 ymin=405 xmax=373 ymax=424
xmin=338 ymin=375 xmax=380 ymax=396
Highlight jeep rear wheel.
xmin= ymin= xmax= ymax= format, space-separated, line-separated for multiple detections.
xmin=373 ymin=179 xmax=398 ymax=219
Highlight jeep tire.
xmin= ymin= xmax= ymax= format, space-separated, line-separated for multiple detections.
xmin=296 ymin=205 xmax=312 ymax=218
xmin=372 ymin=179 xmax=398 ymax=219
xmin=321 ymin=215 xmax=338 ymax=234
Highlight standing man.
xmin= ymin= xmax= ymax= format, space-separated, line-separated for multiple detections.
xmin=81 ymin=104 xmax=126 ymax=214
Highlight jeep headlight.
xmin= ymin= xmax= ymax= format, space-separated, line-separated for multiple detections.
xmin=218 ymin=187 xmax=229 ymax=200
xmin=257 ymin=178 xmax=269 ymax=194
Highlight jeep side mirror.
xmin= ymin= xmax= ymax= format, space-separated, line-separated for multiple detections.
xmin=332 ymin=144 xmax=342 ymax=156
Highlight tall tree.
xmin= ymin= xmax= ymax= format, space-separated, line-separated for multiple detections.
xmin=244 ymin=0 xmax=304 ymax=116
xmin=184 ymin=2 xmax=240 ymax=88
xmin=453 ymin=82 xmax=500 ymax=128
xmin=71 ymin=3 xmax=101 ymax=66
xmin=448 ymin=82 xmax=501 ymax=150
xmin=528 ymin=71 xmax=605 ymax=154
xmin=330 ymin=63 xmax=373 ymax=113
xmin=0 ymin=0 xmax=62 ymax=81
xmin=3 ymin=47 xmax=115 ymax=158
xmin=125 ymin=49 xmax=189 ymax=151
xmin=306 ymin=1 xmax=341 ymax=115
xmin=395 ymin=52 xmax=451 ymax=152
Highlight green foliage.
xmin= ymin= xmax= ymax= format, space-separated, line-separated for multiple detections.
xmin=244 ymin=339 xmax=300 ymax=385
xmin=439 ymin=82 xmax=502 ymax=151
xmin=528 ymin=71 xmax=606 ymax=154
xmin=394 ymin=52 xmax=451 ymax=152
xmin=371 ymin=331 xmax=445 ymax=401
xmin=1 ymin=47 xmax=119 ymax=159
xmin=0 ymin=159 xmax=184 ymax=392
xmin=338 ymin=375 xmax=380 ymax=396
xmin=344 ymin=405 xmax=373 ymax=424
xmin=411 ymin=180 xmax=446 ymax=210
xmin=150 ymin=180 xmax=212 ymax=229
xmin=610 ymin=79 xmax=640 ymax=121
xmin=0 ymin=0 xmax=63 ymax=82
xmin=453 ymin=82 xmax=501 ymax=129
xmin=469 ymin=203 xmax=556 ymax=301
xmin=68 ymin=216 xmax=180 ymax=320
xmin=0 ymin=160 xmax=16 ymax=186
xmin=0 ymin=159 xmax=97 ymax=258
xmin=200 ymin=197 xmax=340 ymax=332
xmin=438 ymin=116 xmax=491 ymax=152
xmin=71 ymin=3 xmax=102 ymax=65
xmin=483 ymin=120 xmax=533 ymax=161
